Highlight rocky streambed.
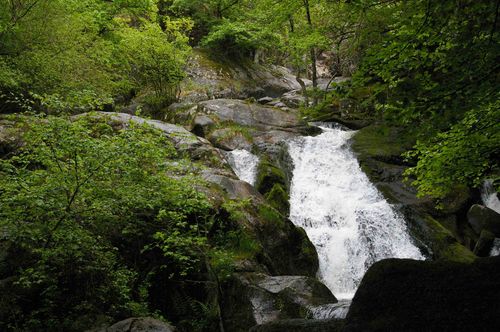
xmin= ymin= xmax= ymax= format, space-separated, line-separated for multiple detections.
xmin=3 ymin=53 xmax=499 ymax=332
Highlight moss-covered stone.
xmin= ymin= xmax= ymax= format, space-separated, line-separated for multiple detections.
xmin=264 ymin=184 xmax=290 ymax=216
xmin=256 ymin=204 xmax=319 ymax=277
xmin=351 ymin=124 xmax=415 ymax=164
xmin=256 ymin=158 xmax=287 ymax=196
xmin=404 ymin=208 xmax=476 ymax=263
xmin=344 ymin=257 xmax=500 ymax=332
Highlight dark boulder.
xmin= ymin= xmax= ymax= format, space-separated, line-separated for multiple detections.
xmin=93 ymin=317 xmax=175 ymax=332
xmin=344 ymin=257 xmax=500 ymax=332
xmin=467 ymin=204 xmax=500 ymax=236
xmin=249 ymin=318 xmax=344 ymax=332
xmin=473 ymin=230 xmax=496 ymax=257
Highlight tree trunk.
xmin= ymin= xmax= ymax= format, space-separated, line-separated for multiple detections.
xmin=303 ymin=0 xmax=318 ymax=105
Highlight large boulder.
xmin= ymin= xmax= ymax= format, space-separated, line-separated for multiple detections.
xmin=181 ymin=49 xmax=308 ymax=101
xmin=222 ymin=273 xmax=337 ymax=331
xmin=473 ymin=230 xmax=495 ymax=257
xmin=196 ymin=99 xmax=300 ymax=130
xmin=94 ymin=317 xmax=175 ymax=332
xmin=249 ymin=319 xmax=344 ymax=332
xmin=344 ymin=257 xmax=500 ymax=332
xmin=467 ymin=204 xmax=500 ymax=236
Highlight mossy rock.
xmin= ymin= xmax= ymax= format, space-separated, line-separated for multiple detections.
xmin=351 ymin=124 xmax=415 ymax=164
xmin=265 ymin=184 xmax=290 ymax=216
xmin=255 ymin=158 xmax=287 ymax=195
xmin=256 ymin=204 xmax=318 ymax=276
xmin=403 ymin=207 xmax=476 ymax=263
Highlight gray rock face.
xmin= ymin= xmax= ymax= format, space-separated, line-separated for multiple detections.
xmin=201 ymin=168 xmax=264 ymax=202
xmin=281 ymin=90 xmax=306 ymax=108
xmin=182 ymin=50 xmax=305 ymax=101
xmin=197 ymin=99 xmax=299 ymax=130
xmin=96 ymin=317 xmax=175 ymax=332
xmin=467 ymin=204 xmax=500 ymax=236
xmin=223 ymin=273 xmax=337 ymax=331
xmin=207 ymin=128 xmax=253 ymax=151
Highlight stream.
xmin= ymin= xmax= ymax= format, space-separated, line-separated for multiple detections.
xmin=288 ymin=124 xmax=424 ymax=316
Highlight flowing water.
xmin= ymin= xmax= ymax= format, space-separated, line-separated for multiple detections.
xmin=225 ymin=149 xmax=260 ymax=185
xmin=288 ymin=125 xmax=424 ymax=307
xmin=481 ymin=180 xmax=500 ymax=256
xmin=481 ymin=179 xmax=500 ymax=214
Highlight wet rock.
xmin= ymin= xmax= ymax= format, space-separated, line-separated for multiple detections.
xmin=249 ymin=318 xmax=344 ymax=332
xmin=467 ymin=204 xmax=500 ymax=236
xmin=223 ymin=273 xmax=336 ymax=331
xmin=473 ymin=230 xmax=495 ymax=257
xmin=94 ymin=317 xmax=175 ymax=332
xmin=344 ymin=257 xmax=500 ymax=332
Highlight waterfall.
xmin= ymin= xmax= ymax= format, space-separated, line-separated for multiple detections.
xmin=481 ymin=179 xmax=500 ymax=214
xmin=288 ymin=125 xmax=424 ymax=302
xmin=225 ymin=149 xmax=259 ymax=185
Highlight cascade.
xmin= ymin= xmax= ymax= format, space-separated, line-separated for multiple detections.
xmin=481 ymin=179 xmax=500 ymax=214
xmin=288 ymin=124 xmax=424 ymax=315
xmin=480 ymin=180 xmax=500 ymax=256
xmin=225 ymin=149 xmax=260 ymax=185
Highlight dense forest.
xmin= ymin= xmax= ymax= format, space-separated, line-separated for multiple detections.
xmin=0 ymin=0 xmax=499 ymax=331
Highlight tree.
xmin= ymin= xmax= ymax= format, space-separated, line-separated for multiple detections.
xmin=0 ymin=114 xmax=214 ymax=330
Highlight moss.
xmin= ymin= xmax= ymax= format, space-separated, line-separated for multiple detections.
xmin=264 ymin=184 xmax=290 ymax=216
xmin=351 ymin=124 xmax=415 ymax=163
xmin=258 ymin=204 xmax=286 ymax=229
xmin=423 ymin=215 xmax=476 ymax=263
xmin=255 ymin=158 xmax=287 ymax=196
xmin=214 ymin=122 xmax=254 ymax=142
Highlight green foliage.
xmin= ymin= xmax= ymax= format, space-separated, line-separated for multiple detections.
xmin=201 ymin=19 xmax=281 ymax=58
xmin=347 ymin=0 xmax=500 ymax=198
xmin=0 ymin=114 xmax=213 ymax=330
xmin=265 ymin=184 xmax=290 ymax=215
xmin=0 ymin=0 xmax=191 ymax=113
xmin=120 ymin=19 xmax=192 ymax=104
xmin=404 ymin=100 xmax=500 ymax=198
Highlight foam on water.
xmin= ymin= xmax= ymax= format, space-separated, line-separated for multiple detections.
xmin=288 ymin=126 xmax=424 ymax=298
xmin=225 ymin=149 xmax=259 ymax=185
xmin=481 ymin=179 xmax=500 ymax=214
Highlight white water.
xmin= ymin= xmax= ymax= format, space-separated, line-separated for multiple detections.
xmin=225 ymin=149 xmax=259 ymax=185
xmin=481 ymin=180 xmax=500 ymax=214
xmin=288 ymin=125 xmax=424 ymax=300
